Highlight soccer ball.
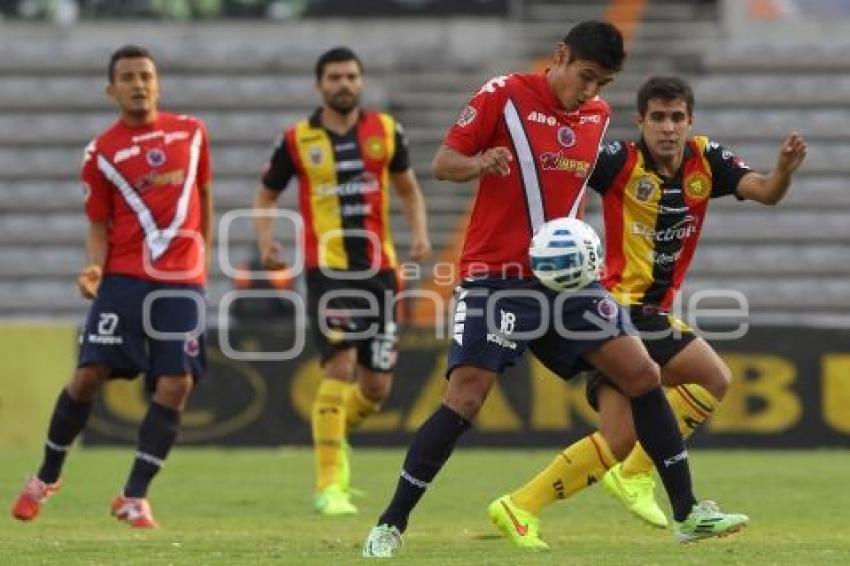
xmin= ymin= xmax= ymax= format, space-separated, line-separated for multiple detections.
xmin=529 ymin=217 xmax=603 ymax=292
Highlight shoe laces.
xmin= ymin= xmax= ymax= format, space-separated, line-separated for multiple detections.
xmin=695 ymin=500 xmax=720 ymax=515
xmin=119 ymin=498 xmax=151 ymax=520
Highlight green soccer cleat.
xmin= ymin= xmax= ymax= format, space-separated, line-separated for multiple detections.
xmin=363 ymin=524 xmax=403 ymax=558
xmin=602 ymin=463 xmax=668 ymax=528
xmin=314 ymin=484 xmax=358 ymax=516
xmin=675 ymin=500 xmax=749 ymax=543
xmin=487 ymin=495 xmax=550 ymax=551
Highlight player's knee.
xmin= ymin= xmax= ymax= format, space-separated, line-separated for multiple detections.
xmin=359 ymin=372 xmax=392 ymax=402
xmin=616 ymin=356 xmax=661 ymax=398
xmin=444 ymin=367 xmax=493 ymax=420
xmin=68 ymin=365 xmax=109 ymax=401
xmin=154 ymin=374 xmax=194 ymax=410
xmin=706 ymin=362 xmax=732 ymax=400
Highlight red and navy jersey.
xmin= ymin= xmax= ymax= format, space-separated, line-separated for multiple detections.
xmin=82 ymin=112 xmax=212 ymax=285
xmin=589 ymin=136 xmax=751 ymax=309
xmin=262 ymin=108 xmax=410 ymax=271
xmin=444 ymin=73 xmax=610 ymax=278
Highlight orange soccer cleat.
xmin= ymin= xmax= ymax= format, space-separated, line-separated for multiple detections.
xmin=11 ymin=476 xmax=62 ymax=521
xmin=111 ymin=496 xmax=159 ymax=528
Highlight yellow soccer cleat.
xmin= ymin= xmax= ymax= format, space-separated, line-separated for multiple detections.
xmin=602 ymin=463 xmax=668 ymax=528
xmin=487 ymin=495 xmax=550 ymax=551
xmin=314 ymin=483 xmax=358 ymax=516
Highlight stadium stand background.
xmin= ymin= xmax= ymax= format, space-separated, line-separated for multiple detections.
xmin=1 ymin=0 xmax=849 ymax=448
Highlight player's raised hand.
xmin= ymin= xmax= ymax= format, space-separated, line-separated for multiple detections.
xmin=77 ymin=264 xmax=102 ymax=300
xmin=776 ymin=132 xmax=807 ymax=175
xmin=479 ymin=147 xmax=512 ymax=177
xmin=261 ymin=240 xmax=288 ymax=271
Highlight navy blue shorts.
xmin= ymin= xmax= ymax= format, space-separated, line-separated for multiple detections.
xmin=78 ymin=275 xmax=206 ymax=390
xmin=448 ymin=278 xmax=633 ymax=379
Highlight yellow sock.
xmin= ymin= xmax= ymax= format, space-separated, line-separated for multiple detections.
xmin=511 ymin=432 xmax=616 ymax=515
xmin=621 ymin=384 xmax=719 ymax=477
xmin=312 ymin=378 xmax=349 ymax=491
xmin=344 ymin=383 xmax=380 ymax=432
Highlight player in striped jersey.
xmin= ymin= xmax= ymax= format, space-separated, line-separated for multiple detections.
xmin=493 ymin=75 xmax=806 ymax=545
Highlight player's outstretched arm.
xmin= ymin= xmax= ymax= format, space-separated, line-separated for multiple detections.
xmin=78 ymin=221 xmax=107 ymax=299
xmin=431 ymin=145 xmax=512 ymax=183
xmin=253 ymin=185 xmax=287 ymax=271
xmin=390 ymin=168 xmax=432 ymax=262
xmin=736 ymin=132 xmax=807 ymax=205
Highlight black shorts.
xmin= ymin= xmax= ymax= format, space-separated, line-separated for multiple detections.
xmin=306 ymin=268 xmax=398 ymax=372
xmin=78 ymin=274 xmax=206 ymax=392
xmin=585 ymin=305 xmax=697 ymax=410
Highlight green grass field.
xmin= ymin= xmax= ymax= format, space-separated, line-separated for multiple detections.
xmin=1 ymin=448 xmax=849 ymax=564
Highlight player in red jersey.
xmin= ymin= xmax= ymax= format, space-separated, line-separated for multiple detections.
xmin=11 ymin=45 xmax=213 ymax=528
xmin=363 ymin=22 xmax=747 ymax=558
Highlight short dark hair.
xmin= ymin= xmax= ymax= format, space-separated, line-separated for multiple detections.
xmin=637 ymin=75 xmax=695 ymax=116
xmin=315 ymin=46 xmax=363 ymax=81
xmin=563 ymin=20 xmax=626 ymax=72
xmin=108 ymin=44 xmax=154 ymax=83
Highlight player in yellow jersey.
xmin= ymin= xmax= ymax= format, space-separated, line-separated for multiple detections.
xmin=253 ymin=47 xmax=431 ymax=516
xmin=489 ymin=75 xmax=806 ymax=545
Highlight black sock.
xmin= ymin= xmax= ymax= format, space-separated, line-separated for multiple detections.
xmin=37 ymin=389 xmax=92 ymax=484
xmin=630 ymin=387 xmax=696 ymax=522
xmin=124 ymin=402 xmax=180 ymax=498
xmin=378 ymin=404 xmax=471 ymax=532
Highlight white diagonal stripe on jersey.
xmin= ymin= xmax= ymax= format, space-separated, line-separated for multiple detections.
xmin=569 ymin=116 xmax=610 ymax=218
xmin=96 ymin=128 xmax=202 ymax=261
xmin=135 ymin=451 xmax=165 ymax=468
xmin=151 ymin=127 xmax=202 ymax=259
xmin=503 ymin=99 xmax=545 ymax=233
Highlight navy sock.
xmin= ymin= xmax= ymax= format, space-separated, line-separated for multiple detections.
xmin=378 ymin=404 xmax=471 ymax=532
xmin=124 ymin=402 xmax=180 ymax=498
xmin=38 ymin=389 xmax=92 ymax=484
xmin=630 ymin=387 xmax=697 ymax=522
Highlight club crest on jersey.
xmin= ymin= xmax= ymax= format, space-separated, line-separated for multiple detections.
xmin=456 ymin=105 xmax=477 ymax=127
xmin=365 ymin=136 xmax=386 ymax=160
xmin=308 ymin=146 xmax=324 ymax=166
xmin=557 ymin=126 xmax=576 ymax=148
xmin=636 ymin=177 xmax=656 ymax=202
xmin=146 ymin=148 xmax=166 ymax=168
xmin=685 ymin=172 xmax=711 ymax=200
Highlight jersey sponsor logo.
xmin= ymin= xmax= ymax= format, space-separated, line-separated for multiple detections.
xmin=635 ymin=177 xmax=656 ymax=202
xmin=146 ymin=148 xmax=166 ymax=167
xmin=580 ymin=114 xmax=602 ymax=124
xmin=632 ymin=215 xmax=698 ymax=242
xmin=685 ymin=172 xmax=711 ymax=199
xmin=334 ymin=141 xmax=357 ymax=151
xmin=135 ymin=169 xmax=186 ymax=193
xmin=526 ymin=110 xmax=557 ymax=127
xmin=557 ymin=126 xmax=576 ymax=148
xmin=649 ymin=249 xmax=683 ymax=270
xmin=316 ymin=172 xmax=379 ymax=197
xmin=114 ymin=145 xmax=141 ymax=164
xmin=336 ymin=159 xmax=365 ymax=172
xmin=539 ymin=152 xmax=591 ymax=176
xmin=341 ymin=203 xmax=372 ymax=217
xmin=456 ymin=105 xmax=477 ymax=127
